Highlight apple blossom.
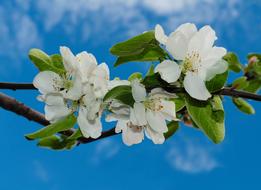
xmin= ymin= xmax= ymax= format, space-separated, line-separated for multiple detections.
xmin=155 ymin=23 xmax=227 ymax=100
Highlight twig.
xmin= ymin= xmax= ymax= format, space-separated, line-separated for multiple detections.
xmin=0 ymin=92 xmax=118 ymax=144
xmin=1 ymin=82 xmax=261 ymax=101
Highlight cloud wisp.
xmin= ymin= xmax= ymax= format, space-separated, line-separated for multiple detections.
xmin=166 ymin=138 xmax=219 ymax=174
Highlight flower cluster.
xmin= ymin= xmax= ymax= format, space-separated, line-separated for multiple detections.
xmin=33 ymin=23 xmax=228 ymax=146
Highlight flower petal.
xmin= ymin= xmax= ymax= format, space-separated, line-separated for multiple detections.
xmin=145 ymin=126 xmax=165 ymax=144
xmin=33 ymin=71 xmax=62 ymax=94
xmin=155 ymin=24 xmax=168 ymax=45
xmin=108 ymin=79 xmax=130 ymax=90
xmin=131 ymin=79 xmax=146 ymax=102
xmin=60 ymin=46 xmax=78 ymax=73
xmin=77 ymin=107 xmax=102 ymax=138
xmin=166 ymin=31 xmax=188 ymax=60
xmin=204 ymin=59 xmax=228 ymax=81
xmin=76 ymin=51 xmax=97 ymax=83
xmin=183 ymin=72 xmax=211 ymax=100
xmin=122 ymin=125 xmax=144 ymax=146
xmin=155 ymin=60 xmax=181 ymax=83
xmin=44 ymin=104 xmax=71 ymax=123
xmin=133 ymin=102 xmax=147 ymax=126
xmin=174 ymin=23 xmax=197 ymax=41
xmin=160 ymin=100 xmax=177 ymax=121
xmin=188 ymin=25 xmax=217 ymax=56
xmin=146 ymin=109 xmax=168 ymax=133
xmin=63 ymin=74 xmax=83 ymax=100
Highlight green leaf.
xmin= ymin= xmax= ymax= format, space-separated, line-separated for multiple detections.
xmin=110 ymin=31 xmax=156 ymax=57
xmin=243 ymin=77 xmax=261 ymax=93
xmin=50 ymin=54 xmax=65 ymax=70
xmin=37 ymin=135 xmax=77 ymax=150
xmin=223 ymin=52 xmax=242 ymax=73
xmin=142 ymin=73 xmax=169 ymax=90
xmin=164 ymin=121 xmax=179 ymax=139
xmin=128 ymin=72 xmax=143 ymax=82
xmin=172 ymin=97 xmax=185 ymax=112
xmin=103 ymin=85 xmax=135 ymax=106
xmin=114 ymin=46 xmax=165 ymax=67
xmin=206 ymin=71 xmax=228 ymax=92
xmin=232 ymin=98 xmax=255 ymax=114
xmin=25 ymin=114 xmax=77 ymax=140
xmin=146 ymin=64 xmax=155 ymax=76
xmin=232 ymin=76 xmax=249 ymax=90
xmin=185 ymin=95 xmax=225 ymax=144
xmin=29 ymin=49 xmax=64 ymax=74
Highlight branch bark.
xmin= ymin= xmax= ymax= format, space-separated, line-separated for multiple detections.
xmin=0 ymin=92 xmax=117 ymax=144
xmin=1 ymin=82 xmax=261 ymax=101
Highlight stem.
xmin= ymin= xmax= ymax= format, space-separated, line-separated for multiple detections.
xmin=0 ymin=82 xmax=36 ymax=90
xmin=1 ymin=82 xmax=261 ymax=101
xmin=0 ymin=92 xmax=118 ymax=144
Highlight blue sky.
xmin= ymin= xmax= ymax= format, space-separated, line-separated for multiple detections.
xmin=0 ymin=0 xmax=260 ymax=189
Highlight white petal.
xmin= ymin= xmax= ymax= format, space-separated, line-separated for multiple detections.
xmin=33 ymin=71 xmax=62 ymax=94
xmin=44 ymin=104 xmax=71 ymax=122
xmin=155 ymin=24 xmax=168 ymax=45
xmin=166 ymin=31 xmax=188 ymax=60
xmin=63 ymin=74 xmax=82 ymax=100
xmin=175 ymin=23 xmax=197 ymax=41
xmin=44 ymin=94 xmax=65 ymax=106
xmin=146 ymin=110 xmax=168 ymax=133
xmin=76 ymin=51 xmax=97 ymax=83
xmin=131 ymin=79 xmax=146 ymax=102
xmin=133 ymin=102 xmax=147 ymax=126
xmin=145 ymin=127 xmax=165 ymax=144
xmin=188 ymin=25 xmax=217 ymax=56
xmin=115 ymin=120 xmax=128 ymax=133
xmin=183 ymin=72 xmax=211 ymax=100
xmin=60 ymin=46 xmax=77 ymax=73
xmin=155 ymin=60 xmax=181 ymax=83
xmin=77 ymin=107 xmax=102 ymax=138
xmin=204 ymin=59 xmax=228 ymax=81
xmin=108 ymin=79 xmax=130 ymax=90
xmin=122 ymin=125 xmax=144 ymax=146
xmin=160 ymin=100 xmax=177 ymax=121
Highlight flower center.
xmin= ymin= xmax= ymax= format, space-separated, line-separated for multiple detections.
xmin=144 ymin=98 xmax=164 ymax=112
xmin=182 ymin=51 xmax=202 ymax=73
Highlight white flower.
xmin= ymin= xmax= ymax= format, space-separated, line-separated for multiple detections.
xmin=34 ymin=46 xmax=110 ymax=139
xmin=130 ymin=79 xmax=177 ymax=144
xmin=74 ymin=51 xmax=110 ymax=138
xmin=106 ymin=80 xmax=177 ymax=146
xmin=106 ymin=100 xmax=144 ymax=146
xmin=155 ymin=23 xmax=227 ymax=100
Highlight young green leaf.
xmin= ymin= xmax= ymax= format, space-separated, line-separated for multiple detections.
xmin=223 ymin=52 xmax=242 ymax=73
xmin=232 ymin=76 xmax=249 ymax=90
xmin=110 ymin=31 xmax=156 ymax=57
xmin=25 ymin=114 xmax=76 ymax=140
xmin=232 ymin=98 xmax=255 ymax=114
xmin=29 ymin=48 xmax=64 ymax=74
xmin=243 ymin=78 xmax=261 ymax=93
xmin=50 ymin=54 xmax=65 ymax=70
xmin=128 ymin=72 xmax=143 ymax=82
xmin=185 ymin=95 xmax=225 ymax=144
xmin=164 ymin=121 xmax=179 ymax=139
xmin=114 ymin=46 xmax=166 ymax=67
xmin=206 ymin=71 xmax=228 ymax=92
xmin=37 ymin=135 xmax=77 ymax=150
xmin=172 ymin=97 xmax=186 ymax=112
xmin=103 ymin=85 xmax=135 ymax=106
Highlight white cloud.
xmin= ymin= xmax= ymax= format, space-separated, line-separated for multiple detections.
xmin=33 ymin=160 xmax=49 ymax=182
xmin=166 ymin=138 xmax=219 ymax=173
xmin=0 ymin=2 xmax=40 ymax=73
xmin=90 ymin=139 xmax=120 ymax=165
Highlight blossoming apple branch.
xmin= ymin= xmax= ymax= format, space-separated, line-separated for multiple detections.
xmin=0 ymin=23 xmax=260 ymax=150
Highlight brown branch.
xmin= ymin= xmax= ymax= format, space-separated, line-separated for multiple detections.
xmin=1 ymin=82 xmax=260 ymax=101
xmin=0 ymin=82 xmax=36 ymax=90
xmin=0 ymin=92 xmax=118 ymax=144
